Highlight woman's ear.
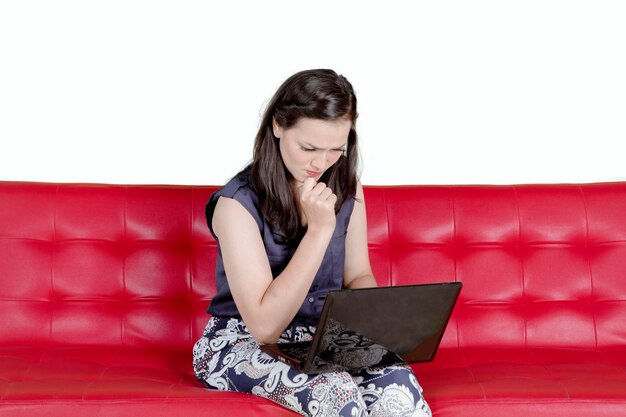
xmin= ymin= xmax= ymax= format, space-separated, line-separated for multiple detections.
xmin=272 ymin=117 xmax=282 ymax=139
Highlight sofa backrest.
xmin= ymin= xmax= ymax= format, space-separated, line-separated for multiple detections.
xmin=0 ymin=182 xmax=217 ymax=350
xmin=365 ymin=184 xmax=626 ymax=351
xmin=1 ymin=181 xmax=625 ymax=351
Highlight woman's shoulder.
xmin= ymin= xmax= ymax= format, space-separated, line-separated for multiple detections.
xmin=207 ymin=166 xmax=261 ymax=210
xmin=212 ymin=166 xmax=255 ymax=199
xmin=206 ymin=166 xmax=263 ymax=236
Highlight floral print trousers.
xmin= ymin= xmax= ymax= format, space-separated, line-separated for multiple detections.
xmin=193 ymin=317 xmax=432 ymax=417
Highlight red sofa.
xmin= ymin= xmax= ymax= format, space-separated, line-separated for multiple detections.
xmin=1 ymin=180 xmax=626 ymax=417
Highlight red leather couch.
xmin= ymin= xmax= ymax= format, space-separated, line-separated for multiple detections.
xmin=1 ymin=180 xmax=626 ymax=416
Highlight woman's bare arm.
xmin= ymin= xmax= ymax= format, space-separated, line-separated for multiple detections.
xmin=212 ymin=179 xmax=336 ymax=344
xmin=343 ymin=181 xmax=378 ymax=289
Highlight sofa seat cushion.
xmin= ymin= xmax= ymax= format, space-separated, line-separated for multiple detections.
xmin=0 ymin=347 xmax=295 ymax=417
xmin=3 ymin=346 xmax=626 ymax=417
xmin=414 ymin=348 xmax=626 ymax=417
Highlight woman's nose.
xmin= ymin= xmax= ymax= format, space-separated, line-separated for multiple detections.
xmin=311 ymin=153 xmax=326 ymax=170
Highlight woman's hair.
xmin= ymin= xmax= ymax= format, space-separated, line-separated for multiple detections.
xmin=249 ymin=68 xmax=359 ymax=242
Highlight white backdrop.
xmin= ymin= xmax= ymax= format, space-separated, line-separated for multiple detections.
xmin=1 ymin=1 xmax=625 ymax=186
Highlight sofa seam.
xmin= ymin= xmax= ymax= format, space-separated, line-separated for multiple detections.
xmin=80 ymin=365 xmax=110 ymax=401
xmin=512 ymin=186 xmax=527 ymax=349
xmin=189 ymin=188 xmax=195 ymax=346
xmin=50 ymin=185 xmax=59 ymax=347
xmin=450 ymin=187 xmax=460 ymax=351
xmin=121 ymin=186 xmax=128 ymax=347
xmin=383 ymin=188 xmax=392 ymax=286
xmin=462 ymin=361 xmax=487 ymax=400
xmin=578 ymin=185 xmax=597 ymax=350
xmin=542 ymin=363 xmax=572 ymax=400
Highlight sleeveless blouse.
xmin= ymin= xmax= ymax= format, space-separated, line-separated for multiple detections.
xmin=205 ymin=167 xmax=356 ymax=320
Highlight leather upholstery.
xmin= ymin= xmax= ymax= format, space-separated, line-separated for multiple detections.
xmin=1 ymin=181 xmax=625 ymax=416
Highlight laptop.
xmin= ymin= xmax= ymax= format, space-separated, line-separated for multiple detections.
xmin=260 ymin=282 xmax=462 ymax=374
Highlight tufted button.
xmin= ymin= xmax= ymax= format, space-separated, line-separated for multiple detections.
xmin=308 ymin=297 xmax=314 ymax=303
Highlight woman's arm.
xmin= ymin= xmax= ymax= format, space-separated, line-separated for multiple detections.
xmin=212 ymin=179 xmax=336 ymax=344
xmin=343 ymin=181 xmax=378 ymax=289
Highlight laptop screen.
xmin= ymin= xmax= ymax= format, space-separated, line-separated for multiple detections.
xmin=313 ymin=282 xmax=462 ymax=365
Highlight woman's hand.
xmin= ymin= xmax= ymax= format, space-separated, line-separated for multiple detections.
xmin=297 ymin=177 xmax=337 ymax=234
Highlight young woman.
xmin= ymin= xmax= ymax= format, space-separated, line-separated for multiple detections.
xmin=193 ymin=69 xmax=431 ymax=417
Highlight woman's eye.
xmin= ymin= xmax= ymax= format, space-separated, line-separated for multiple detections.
xmin=301 ymin=147 xmax=316 ymax=152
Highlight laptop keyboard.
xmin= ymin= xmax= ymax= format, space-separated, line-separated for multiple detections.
xmin=280 ymin=344 xmax=310 ymax=361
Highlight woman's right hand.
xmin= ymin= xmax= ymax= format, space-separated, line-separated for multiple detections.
xmin=297 ymin=177 xmax=337 ymax=235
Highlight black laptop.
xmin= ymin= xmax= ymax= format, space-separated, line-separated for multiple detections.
xmin=260 ymin=282 xmax=462 ymax=374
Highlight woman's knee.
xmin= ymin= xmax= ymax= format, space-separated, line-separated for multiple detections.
xmin=355 ymin=365 xmax=431 ymax=417
xmin=305 ymin=371 xmax=367 ymax=417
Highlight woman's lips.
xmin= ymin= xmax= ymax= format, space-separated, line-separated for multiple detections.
xmin=306 ymin=170 xmax=321 ymax=177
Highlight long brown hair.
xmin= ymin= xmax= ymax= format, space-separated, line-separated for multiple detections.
xmin=248 ymin=69 xmax=359 ymax=241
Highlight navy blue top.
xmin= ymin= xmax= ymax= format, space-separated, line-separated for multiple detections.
xmin=205 ymin=167 xmax=356 ymax=320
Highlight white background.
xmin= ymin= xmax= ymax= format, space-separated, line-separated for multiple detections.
xmin=1 ymin=1 xmax=625 ymax=186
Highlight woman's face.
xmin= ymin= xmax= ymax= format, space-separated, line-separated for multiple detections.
xmin=272 ymin=117 xmax=352 ymax=184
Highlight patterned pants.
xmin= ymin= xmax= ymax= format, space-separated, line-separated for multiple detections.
xmin=193 ymin=317 xmax=432 ymax=417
